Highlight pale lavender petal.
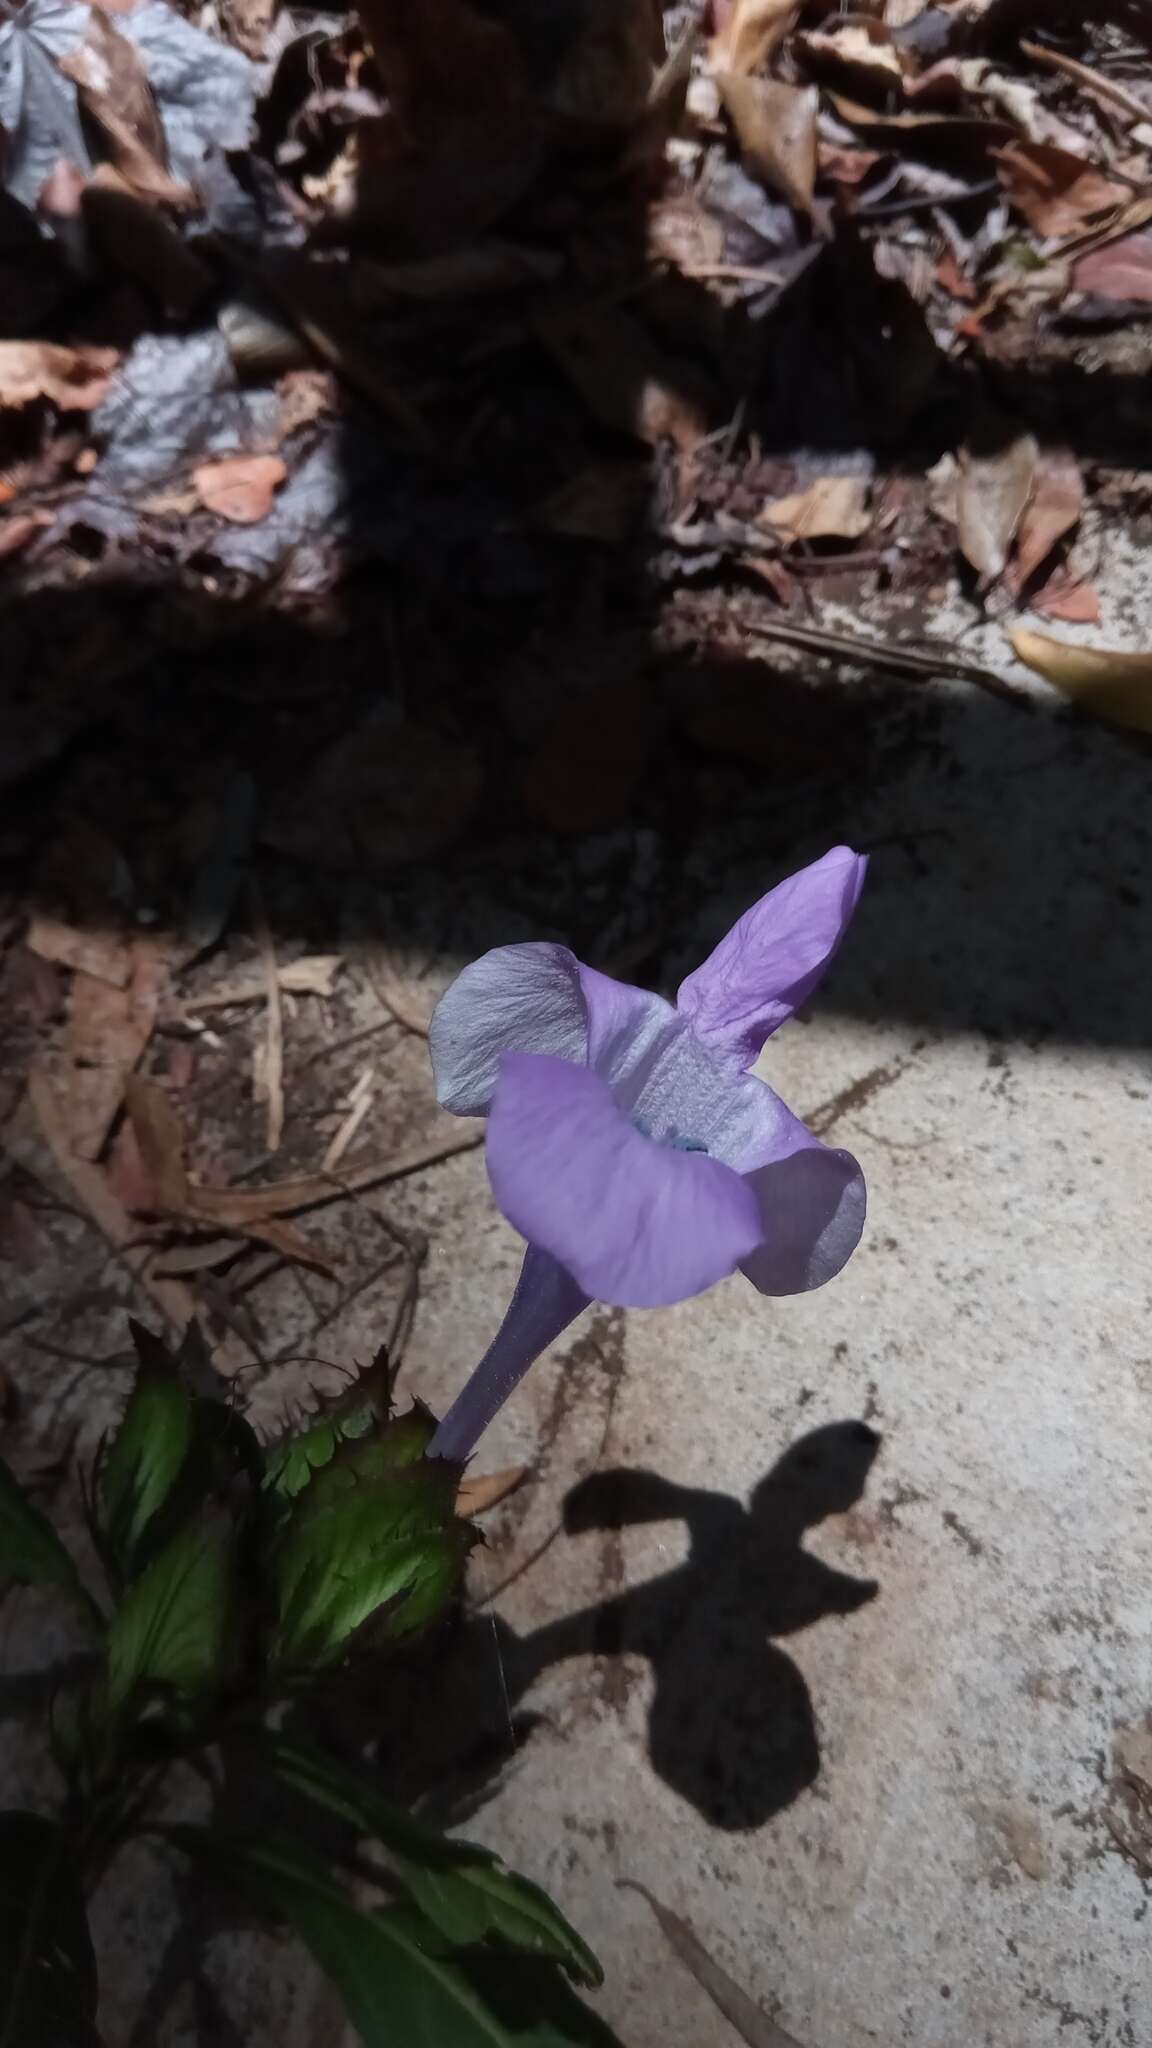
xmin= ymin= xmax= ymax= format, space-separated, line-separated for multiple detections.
xmin=740 ymin=1143 xmax=866 ymax=1295
xmin=429 ymin=943 xmax=588 ymax=1116
xmin=676 ymin=847 xmax=867 ymax=1073
xmin=486 ymin=1053 xmax=762 ymax=1308
xmin=428 ymin=1244 xmax=589 ymax=1463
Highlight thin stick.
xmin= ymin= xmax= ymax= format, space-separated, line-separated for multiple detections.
xmin=248 ymin=880 xmax=284 ymax=1154
xmin=1020 ymin=38 xmax=1152 ymax=124
xmin=745 ymin=616 xmax=1028 ymax=702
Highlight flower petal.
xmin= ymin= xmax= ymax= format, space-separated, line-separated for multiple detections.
xmin=429 ymin=943 xmax=589 ymax=1115
xmin=428 ymin=1244 xmax=589 ymax=1463
xmin=486 ymin=1052 xmax=763 ymax=1308
xmin=676 ymin=847 xmax=867 ymax=1073
xmin=740 ymin=1142 xmax=866 ymax=1295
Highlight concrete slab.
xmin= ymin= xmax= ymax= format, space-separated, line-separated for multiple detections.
xmin=5 ymin=597 xmax=1152 ymax=2047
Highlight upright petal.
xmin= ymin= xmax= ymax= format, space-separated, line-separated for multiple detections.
xmin=428 ymin=1244 xmax=589 ymax=1463
xmin=429 ymin=943 xmax=589 ymax=1115
xmin=486 ymin=1053 xmax=763 ymax=1308
xmin=740 ymin=1142 xmax=866 ymax=1295
xmin=676 ymin=847 xmax=867 ymax=1073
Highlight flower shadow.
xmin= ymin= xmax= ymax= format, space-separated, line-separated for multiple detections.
xmin=379 ymin=1418 xmax=881 ymax=1835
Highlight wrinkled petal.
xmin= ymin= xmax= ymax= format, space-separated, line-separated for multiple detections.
xmin=430 ymin=943 xmax=588 ymax=1116
xmin=676 ymin=846 xmax=867 ymax=1073
xmin=486 ymin=1053 xmax=762 ymax=1308
xmin=428 ymin=1244 xmax=589 ymax=1463
xmin=740 ymin=1143 xmax=866 ymax=1296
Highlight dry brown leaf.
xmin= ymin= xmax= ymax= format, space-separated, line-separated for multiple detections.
xmin=63 ymin=937 xmax=168 ymax=1158
xmin=1010 ymin=446 xmax=1082 ymax=590
xmin=231 ymin=1212 xmax=334 ymax=1273
xmin=249 ymin=879 xmax=284 ymax=1152
xmin=619 ymin=1880 xmax=805 ymax=2047
xmin=262 ymin=719 xmax=482 ymax=873
xmin=61 ymin=10 xmax=192 ymax=207
xmin=27 ymin=1071 xmax=195 ymax=1335
xmin=1030 ymin=570 xmax=1100 ymax=625
xmin=0 ymin=339 xmax=118 ymax=412
xmin=456 ymin=1466 xmax=528 ymax=1516
xmin=122 ymin=1072 xmax=190 ymax=1211
xmin=83 ymin=172 xmax=213 ymax=321
xmin=760 ymin=475 xmax=871 ymax=543
xmin=537 ymin=303 xmax=711 ymax=455
xmin=521 ymin=679 xmax=658 ymax=834
xmin=709 ymin=0 xmax=799 ymax=78
xmin=193 ymin=454 xmax=287 ymax=525
xmin=717 ymin=74 xmax=818 ymax=212
xmin=1073 ymin=230 xmax=1152 ymax=303
xmin=0 ymin=511 xmax=53 ymax=557
xmin=1011 ymin=629 xmax=1152 ymax=731
xmin=956 ymin=425 xmax=1037 ymax=583
xmin=993 ymin=140 xmax=1126 ymax=238
xmin=25 ymin=913 xmax=132 ymax=988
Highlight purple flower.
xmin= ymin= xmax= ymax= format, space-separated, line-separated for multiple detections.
xmin=427 ymin=846 xmax=867 ymax=1461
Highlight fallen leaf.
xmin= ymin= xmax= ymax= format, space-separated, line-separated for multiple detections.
xmin=709 ymin=0 xmax=799 ymax=78
xmin=63 ymin=936 xmax=168 ymax=1158
xmin=885 ymin=0 xmax=930 ymax=22
xmin=649 ymin=191 xmax=726 ymax=273
xmin=0 ymin=338 xmax=117 ymax=410
xmin=0 ymin=511 xmax=52 ymax=557
xmin=1010 ymin=629 xmax=1152 ymax=733
xmin=59 ymin=7 xmax=191 ymax=205
xmin=817 ymin=141 xmax=881 ymax=189
xmin=1073 ymin=230 xmax=1152 ymax=303
xmin=82 ymin=172 xmax=213 ymax=321
xmin=993 ymin=140 xmax=1126 ymax=238
xmin=537 ymin=302 xmax=711 ymax=455
xmin=797 ymin=19 xmax=907 ymax=94
xmin=956 ymin=422 xmax=1037 ymax=582
xmin=618 ymin=1880 xmax=805 ymax=2047
xmin=760 ymin=476 xmax=872 ymax=543
xmin=249 ymin=878 xmax=283 ymax=1153
xmin=456 ymin=1467 xmax=528 ymax=1517
xmin=717 ymin=74 xmax=818 ymax=213
xmin=1030 ymin=570 xmax=1100 ymax=625
xmin=0 ymin=0 xmax=92 ymax=209
xmin=261 ymin=718 xmax=482 ymax=872
xmin=1010 ymin=446 xmax=1083 ymax=590
xmin=27 ymin=1069 xmax=195 ymax=1335
xmin=193 ymin=453 xmax=287 ymax=525
xmin=521 ymin=679 xmax=658 ymax=834
xmin=26 ymin=912 xmax=132 ymax=988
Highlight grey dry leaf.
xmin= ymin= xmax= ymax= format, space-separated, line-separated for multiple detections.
xmin=956 ymin=426 xmax=1037 ymax=583
xmin=0 ymin=0 xmax=92 ymax=208
xmin=760 ymin=475 xmax=871 ymax=543
xmin=716 ymin=74 xmax=818 ymax=213
xmin=619 ymin=1880 xmax=805 ymax=2048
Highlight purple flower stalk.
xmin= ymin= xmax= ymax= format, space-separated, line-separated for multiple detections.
xmin=427 ymin=846 xmax=868 ymax=1462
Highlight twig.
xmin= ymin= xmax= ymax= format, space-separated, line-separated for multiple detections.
xmin=248 ymin=880 xmax=284 ymax=1154
xmin=1020 ymin=37 xmax=1152 ymax=125
xmin=322 ymin=1066 xmax=376 ymax=1172
xmin=744 ymin=616 xmax=1028 ymax=702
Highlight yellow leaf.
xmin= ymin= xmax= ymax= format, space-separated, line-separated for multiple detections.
xmin=1009 ymin=629 xmax=1152 ymax=734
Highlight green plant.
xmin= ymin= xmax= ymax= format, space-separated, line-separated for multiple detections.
xmin=0 ymin=1322 xmax=622 ymax=2046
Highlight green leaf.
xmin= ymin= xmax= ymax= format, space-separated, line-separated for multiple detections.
xmin=268 ymin=1443 xmax=473 ymax=1674
xmin=262 ymin=1406 xmax=374 ymax=1503
xmin=262 ymin=1738 xmax=602 ymax=1988
xmin=0 ymin=1455 xmax=93 ymax=1614
xmin=171 ymin=1829 xmax=621 ymax=2048
xmin=105 ymin=1512 xmax=235 ymax=1711
xmin=100 ymin=1323 xmax=196 ymax=1573
xmin=0 ymin=1812 xmax=101 ymax=2048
